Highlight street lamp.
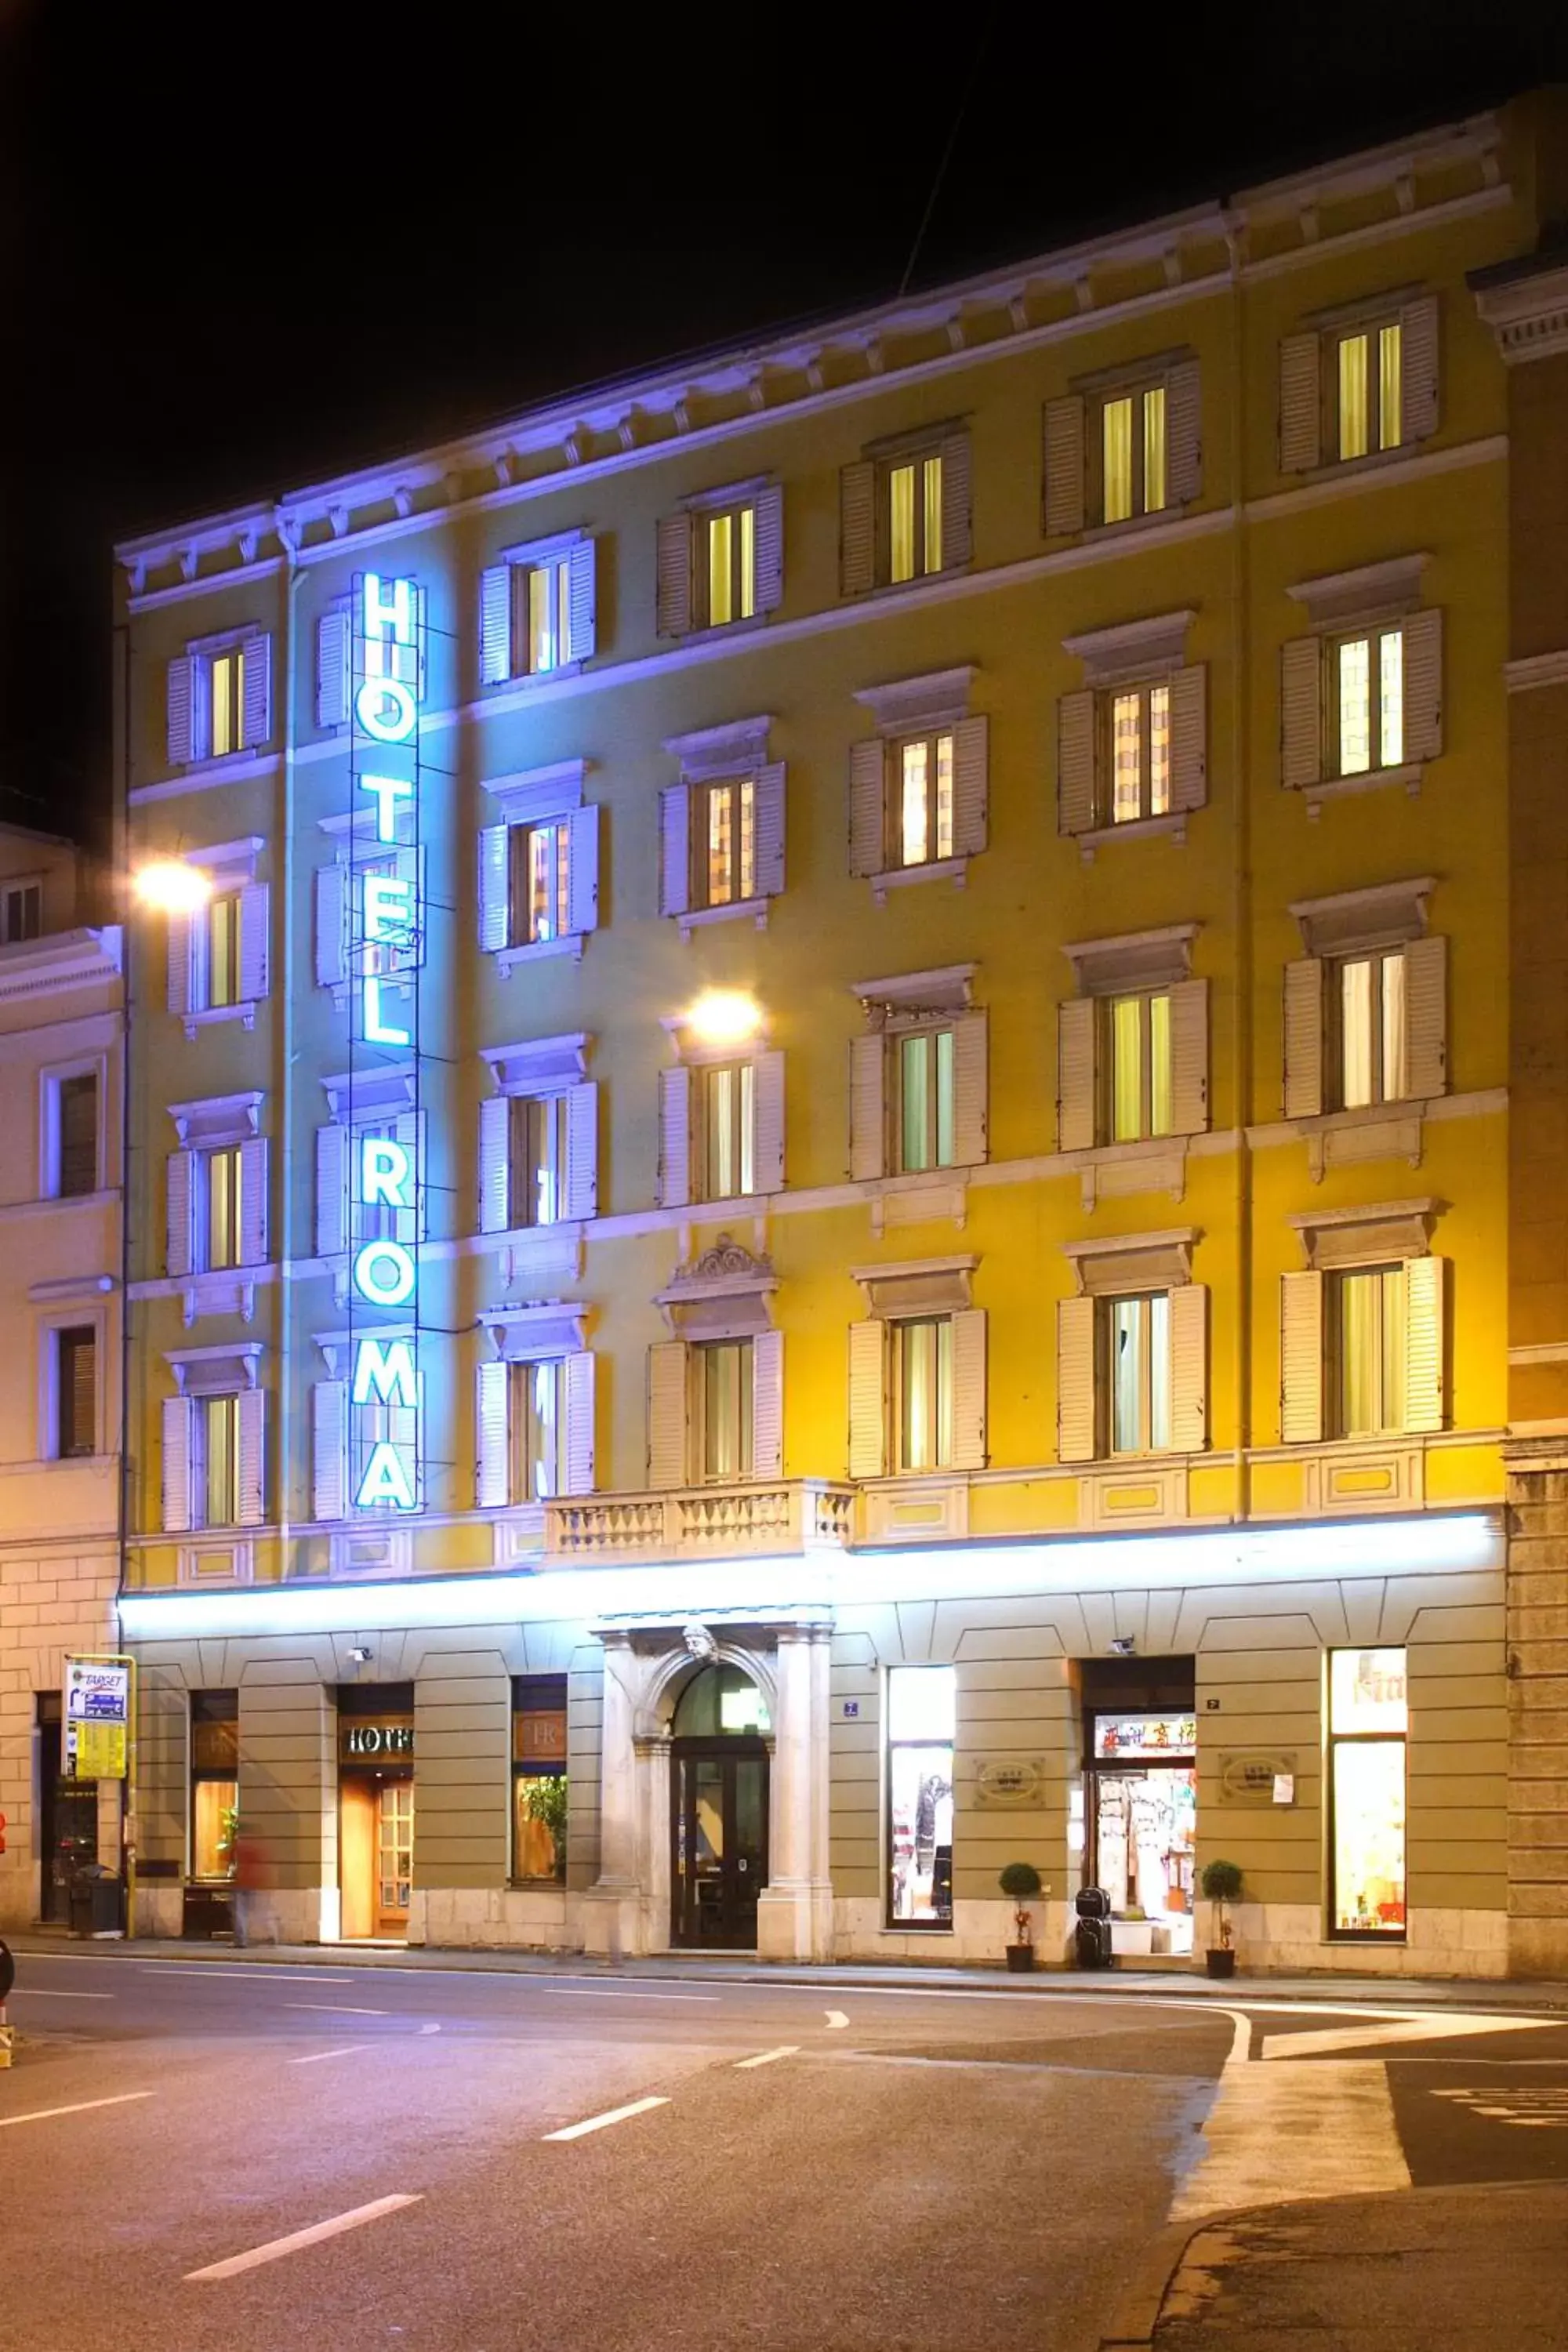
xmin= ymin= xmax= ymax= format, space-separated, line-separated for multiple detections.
xmin=685 ymin=989 xmax=762 ymax=1049
xmin=131 ymin=859 xmax=212 ymax=914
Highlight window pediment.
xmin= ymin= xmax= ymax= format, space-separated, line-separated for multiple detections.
xmin=1062 ymin=611 xmax=1196 ymax=688
xmin=481 ymin=1033 xmax=590 ymax=1095
xmin=1062 ymin=925 xmax=1198 ymax=998
xmin=1288 ymin=1197 xmax=1437 ymax=1269
xmin=662 ymin=716 xmax=774 ymax=780
xmin=168 ymin=1089 xmax=263 ymax=1148
xmin=313 ymin=1323 xmax=411 ymax=1380
xmin=851 ymin=964 xmax=975 ymax=1027
xmin=852 ymin=666 xmax=975 ymax=736
xmin=483 ymin=760 xmax=587 ymax=828
xmin=1063 ymin=1229 xmax=1197 ymax=1296
xmin=320 ymin=1065 xmax=416 ymax=1122
xmin=1289 ymin=877 xmax=1436 ymax=957
xmin=497 ymin=525 xmax=588 ymax=568
xmin=183 ymin=836 xmax=265 ymax=885
xmin=851 ymin=1254 xmax=976 ymax=1318
xmin=656 ymin=1235 xmax=777 ymax=1338
xmin=1286 ymin=554 xmax=1428 ymax=632
xmin=479 ymin=1303 xmax=588 ymax=1360
xmin=165 ymin=1341 xmax=263 ymax=1396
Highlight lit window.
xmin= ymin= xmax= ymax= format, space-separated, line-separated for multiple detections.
xmin=508 ymin=1359 xmax=566 ymax=1501
xmin=705 ymin=506 xmax=757 ymax=628
xmin=695 ymin=1339 xmax=753 ymax=1483
xmin=895 ymin=1317 xmax=953 ymax=1472
xmin=887 ymin=1664 xmax=955 ymax=1927
xmin=209 ymin=646 xmax=245 ymax=759
xmin=190 ymin=1691 xmax=238 ymax=1882
xmin=1334 ymin=626 xmax=1403 ymax=776
xmin=1100 ymin=384 xmax=1167 ymax=524
xmin=194 ymin=1393 xmax=242 ymax=1528
xmin=1328 ymin=1647 xmax=1406 ymax=1936
xmin=206 ymin=891 xmax=241 ymax=1008
xmin=1108 ymin=1293 xmax=1171 ymax=1454
xmin=55 ymin=1326 xmax=96 ymax=1458
xmin=513 ymin=1674 xmax=568 ymax=1882
xmin=1336 ymin=322 xmax=1402 ymax=463
xmin=896 ymin=731 xmax=954 ymax=868
xmin=702 ymin=1062 xmax=755 ymax=1202
xmin=507 ymin=1094 xmax=564 ymax=1229
xmin=897 ymin=1028 xmax=955 ymax=1174
xmin=1333 ymin=1265 xmax=1406 ymax=1437
xmin=1107 ymin=682 xmax=1171 ymax=825
xmin=702 ymin=776 xmax=757 ymax=907
xmin=887 ymin=452 xmax=943 ymax=583
xmin=202 ymin=1145 xmax=243 ymax=1272
xmin=1334 ymin=951 xmax=1407 ymax=1109
xmin=1108 ymin=992 xmax=1173 ymax=1143
xmin=515 ymin=557 xmax=572 ymax=675
xmin=510 ymin=821 xmax=570 ymax=946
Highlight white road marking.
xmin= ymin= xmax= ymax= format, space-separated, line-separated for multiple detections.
xmin=8 ymin=1989 xmax=114 ymax=2001
xmin=185 ymin=2193 xmax=423 ymax=2280
xmin=138 ymin=1966 xmax=357 ymax=1982
xmin=1171 ymin=2060 xmax=1410 ymax=2223
xmin=417 ymin=2023 xmax=441 ymax=2035
xmin=287 ymin=2045 xmax=376 ymax=2066
xmin=549 ymin=1990 xmax=719 ymax=2002
xmin=284 ymin=2003 xmax=388 ymax=2016
xmin=543 ymin=2096 xmax=671 ymax=2142
xmin=1433 ymin=2086 xmax=1568 ymax=2126
xmin=734 ymin=2046 xmax=800 ymax=2070
xmin=0 ymin=2092 xmax=154 ymax=2130
xmin=1263 ymin=2013 xmax=1556 ymax=2061
xmin=825 ymin=2009 xmax=850 ymax=2030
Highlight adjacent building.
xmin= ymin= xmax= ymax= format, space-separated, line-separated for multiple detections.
xmin=112 ymin=93 xmax=1566 ymax=1973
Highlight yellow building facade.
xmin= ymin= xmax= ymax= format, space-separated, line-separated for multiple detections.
xmin=114 ymin=96 xmax=1566 ymax=1973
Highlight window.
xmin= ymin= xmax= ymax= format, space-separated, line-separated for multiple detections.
xmin=694 ymin=1339 xmax=753 ymax=1483
xmin=209 ymin=645 xmax=246 ymax=760
xmin=509 ymin=820 xmax=570 ymax=948
xmin=517 ymin=554 xmax=573 ymax=676
xmin=507 ymin=1094 xmax=566 ymax=1229
xmin=841 ymin=431 xmax=970 ymax=597
xmin=1280 ymin=592 xmax=1439 ymax=796
xmin=887 ymin=1666 xmax=955 ymax=1928
xmin=895 ymin=731 xmax=954 ymax=868
xmin=513 ymin=1675 xmax=568 ymax=1883
xmin=1107 ymin=682 xmax=1171 ymax=824
xmin=166 ymin=633 xmax=270 ymax=765
xmin=1331 ymin=1264 xmax=1406 ymax=1437
xmin=200 ymin=1145 xmax=244 ymax=1273
xmin=509 ymin=1359 xmax=567 ymax=1502
xmin=1328 ymin=1648 xmax=1406 ymax=1936
xmin=205 ymin=891 xmax=241 ymax=1009
xmin=1044 ymin=361 xmax=1200 ymax=538
xmin=0 ymin=878 xmax=42 ymax=944
xmin=702 ymin=1062 xmax=754 ymax=1202
xmin=894 ymin=1317 xmax=953 ymax=1472
xmin=659 ymin=753 xmax=783 ymax=927
xmin=887 ymin=451 xmax=944 ymax=583
xmin=896 ymin=1029 xmax=956 ymax=1174
xmin=1332 ymin=626 xmax=1404 ymax=777
xmin=193 ymin=1393 xmax=243 ymax=1528
xmin=1056 ymin=654 xmax=1206 ymax=842
xmin=1107 ymin=993 xmax=1173 ymax=1143
xmin=1098 ymin=382 xmax=1167 ymax=524
xmin=190 ymin=1691 xmax=238 ymax=1882
xmin=1335 ymin=321 xmax=1403 ymax=463
xmin=699 ymin=775 xmax=757 ymax=908
xmin=55 ymin=1327 xmax=96 ymax=1459
xmin=478 ymin=782 xmax=598 ymax=964
xmin=1332 ymin=951 xmax=1406 ymax=1109
xmin=655 ymin=489 xmax=782 ymax=637
xmin=479 ymin=541 xmax=596 ymax=683
xmin=1106 ymin=1293 xmax=1171 ymax=1455
xmin=703 ymin=505 xmax=756 ymax=628
xmin=56 ymin=1073 xmax=98 ymax=1197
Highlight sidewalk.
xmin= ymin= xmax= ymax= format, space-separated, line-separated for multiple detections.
xmin=7 ymin=1930 xmax=1568 ymax=2010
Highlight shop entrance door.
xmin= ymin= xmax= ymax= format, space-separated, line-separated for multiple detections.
xmin=670 ymin=1741 xmax=768 ymax=1949
xmin=37 ymin=1708 xmax=98 ymax=1926
xmin=339 ymin=1773 xmax=413 ymax=1940
xmin=376 ymin=1780 xmax=413 ymax=1935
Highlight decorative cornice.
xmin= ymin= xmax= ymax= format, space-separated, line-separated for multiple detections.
xmin=0 ymin=927 xmax=122 ymax=1004
xmin=1505 ymin=648 xmax=1568 ymax=695
xmin=1472 ymin=260 xmax=1568 ymax=364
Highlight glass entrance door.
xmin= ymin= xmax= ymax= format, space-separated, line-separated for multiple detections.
xmin=670 ymin=1741 xmax=768 ymax=1949
xmin=377 ymin=1780 xmax=413 ymax=1934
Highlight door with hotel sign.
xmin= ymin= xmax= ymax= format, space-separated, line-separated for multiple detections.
xmin=668 ymin=1666 xmax=771 ymax=1951
xmin=338 ymin=1689 xmax=415 ymax=1940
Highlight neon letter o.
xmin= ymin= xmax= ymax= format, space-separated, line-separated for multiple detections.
xmin=353 ymin=1239 xmax=415 ymax=1308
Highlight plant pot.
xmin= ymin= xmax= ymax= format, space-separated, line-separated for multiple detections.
xmin=1005 ymin=1944 xmax=1036 ymax=1973
xmin=1205 ymin=1947 xmax=1236 ymax=1979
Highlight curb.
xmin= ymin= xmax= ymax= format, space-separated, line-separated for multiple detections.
xmin=1098 ymin=2215 xmax=1218 ymax=2350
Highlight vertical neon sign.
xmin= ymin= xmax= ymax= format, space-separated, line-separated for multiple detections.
xmin=350 ymin=571 xmax=423 ymax=1511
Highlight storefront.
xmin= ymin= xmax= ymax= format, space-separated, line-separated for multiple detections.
xmin=337 ymin=1686 xmax=414 ymax=1941
xmin=669 ymin=1663 xmax=770 ymax=1948
xmin=1080 ymin=1660 xmax=1196 ymax=1958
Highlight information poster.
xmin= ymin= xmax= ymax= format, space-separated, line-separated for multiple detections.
xmin=64 ymin=1656 xmax=131 ymax=1780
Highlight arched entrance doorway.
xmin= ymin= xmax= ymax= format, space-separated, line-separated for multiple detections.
xmin=669 ymin=1664 xmax=770 ymax=1949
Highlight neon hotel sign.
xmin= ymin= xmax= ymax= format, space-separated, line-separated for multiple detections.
xmin=350 ymin=572 xmax=422 ymax=1512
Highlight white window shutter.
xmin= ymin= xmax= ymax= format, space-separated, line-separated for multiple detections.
xmin=1057 ymin=1294 xmax=1097 ymax=1464
xmin=241 ymin=632 xmax=271 ymax=750
xmin=238 ymin=881 xmax=270 ymax=1001
xmin=166 ymin=1149 xmax=194 ymax=1278
xmin=1283 ymin=957 xmax=1324 ymax=1120
xmin=564 ymin=1081 xmax=598 ymax=1221
xmin=1279 ymin=1269 xmax=1325 ymax=1443
xmin=394 ymin=1109 xmax=423 ymax=1245
xmin=1279 ymin=332 xmax=1322 ymax=473
xmin=753 ymin=1050 xmax=786 ymax=1195
xmin=1058 ymin=689 xmax=1098 ymax=835
xmin=840 ymin=459 xmax=876 ymax=596
xmin=753 ymin=762 xmax=786 ymax=899
xmin=316 ymin=606 xmax=350 ymax=728
xmin=648 ymin=1341 xmax=688 ymax=1489
xmin=478 ymin=1095 xmax=510 ymax=1233
xmin=1169 ymin=978 xmax=1209 ymax=1134
xmin=162 ymin=1395 xmax=193 ymax=1534
xmin=478 ymin=822 xmax=510 ymax=953
xmin=953 ymin=1011 xmax=988 ymax=1166
xmin=752 ymin=1327 xmax=784 ymax=1480
xmin=940 ymin=431 xmax=972 ymax=568
xmin=568 ymin=538 xmax=597 ymax=660
xmin=950 ymin=1307 xmax=986 ymax=1471
xmin=315 ymin=1123 xmax=349 ymax=1257
xmin=950 ymin=715 xmax=988 ymax=858
xmin=390 ymin=843 xmax=424 ymax=972
xmin=754 ymin=485 xmax=784 ymax=613
xmin=1167 ymin=360 xmax=1202 ymax=505
xmin=659 ymin=784 xmax=691 ymax=918
xmin=848 ymin=1319 xmax=887 ymax=1480
xmin=1403 ymin=935 xmax=1447 ymax=1099
xmin=167 ymin=913 xmax=193 ymax=1016
xmin=1280 ymin=637 xmax=1323 ymax=790
xmin=1170 ymin=1283 xmax=1208 ymax=1454
xmin=567 ymin=804 xmax=599 ymax=937
xmin=1402 ymin=608 xmax=1443 ymax=764
xmin=475 ymin=1358 xmax=509 ymax=1507
xmin=1404 ymin=1255 xmax=1446 ymax=1434
xmin=312 ymin=1379 xmax=347 ymax=1521
xmin=237 ymin=1388 xmax=265 ymax=1526
xmin=849 ymin=1032 xmax=885 ymax=1182
xmin=167 ymin=655 xmax=196 ymax=765
xmin=1169 ymin=664 xmax=1207 ymax=814
xmin=238 ymin=1137 xmax=269 ymax=1266
xmin=1043 ymin=396 xmax=1086 ymax=536
xmin=1057 ymin=996 xmax=1096 ymax=1153
xmin=479 ymin=564 xmax=512 ymax=684
xmin=564 ymin=1350 xmax=596 ymax=1494
xmin=1399 ymin=295 xmax=1439 ymax=445
xmin=314 ymin=862 xmax=347 ymax=989
xmin=655 ymin=513 xmax=692 ymax=637
xmin=848 ymin=738 xmax=885 ymax=877
xmin=658 ymin=1065 xmax=691 ymax=1209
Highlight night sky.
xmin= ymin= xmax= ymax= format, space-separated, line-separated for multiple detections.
xmin=2 ymin=2 xmax=1564 ymax=854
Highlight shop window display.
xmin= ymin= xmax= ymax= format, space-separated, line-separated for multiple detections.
xmin=1329 ymin=1647 xmax=1407 ymax=1935
xmin=190 ymin=1689 xmax=239 ymax=1880
xmin=887 ymin=1666 xmax=955 ymax=1927
xmin=1088 ymin=1712 xmax=1196 ymax=1956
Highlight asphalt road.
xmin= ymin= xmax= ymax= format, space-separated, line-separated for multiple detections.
xmin=3 ymin=1952 xmax=1567 ymax=2352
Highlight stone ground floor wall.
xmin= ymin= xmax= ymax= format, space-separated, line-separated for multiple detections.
xmin=0 ymin=1539 xmax=122 ymax=1934
xmin=1504 ymin=1454 xmax=1568 ymax=1976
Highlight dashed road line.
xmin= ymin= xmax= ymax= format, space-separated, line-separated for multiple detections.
xmin=1432 ymin=2086 xmax=1568 ymax=2126
xmin=7 ymin=1989 xmax=114 ymax=2001
xmin=543 ymin=2096 xmax=670 ymax=2143
xmin=734 ymin=2046 xmax=800 ymax=2070
xmin=825 ymin=2009 xmax=849 ymax=2030
xmin=137 ymin=1965 xmax=357 ymax=1981
xmin=0 ymin=2092 xmax=154 ymax=2130
xmin=285 ymin=2003 xmax=387 ymax=2017
xmin=287 ymin=2045 xmax=376 ymax=2066
xmin=185 ymin=2194 xmax=423 ymax=2280
xmin=549 ymin=1990 xmax=720 ymax=2002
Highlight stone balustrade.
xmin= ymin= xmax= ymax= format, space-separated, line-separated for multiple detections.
xmin=546 ymin=1479 xmax=855 ymax=1563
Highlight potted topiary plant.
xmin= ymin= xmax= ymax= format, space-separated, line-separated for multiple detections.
xmin=1200 ymin=1859 xmax=1243 ymax=1977
xmin=999 ymin=1861 xmax=1044 ymax=1972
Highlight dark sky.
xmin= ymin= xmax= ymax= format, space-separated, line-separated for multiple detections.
xmin=2 ymin=1 xmax=1564 ymax=851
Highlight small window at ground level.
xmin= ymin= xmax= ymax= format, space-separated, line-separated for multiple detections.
xmin=887 ymin=1665 xmax=955 ymax=1928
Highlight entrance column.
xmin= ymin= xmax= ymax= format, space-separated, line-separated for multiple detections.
xmin=583 ymin=1633 xmax=646 ymax=1956
xmin=757 ymin=1624 xmax=832 ymax=1961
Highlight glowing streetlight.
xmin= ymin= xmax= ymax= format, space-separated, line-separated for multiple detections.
xmin=131 ymin=860 xmax=212 ymax=915
xmin=685 ymin=989 xmax=762 ymax=1048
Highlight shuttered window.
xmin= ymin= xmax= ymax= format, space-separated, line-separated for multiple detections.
xmin=509 ymin=1094 xmax=565 ymax=1229
xmin=206 ymin=891 xmax=241 ymax=1008
xmin=1331 ymin=950 xmax=1406 ymax=1109
xmin=1107 ymin=1294 xmax=1171 ymax=1454
xmin=166 ymin=632 xmax=271 ymax=765
xmin=850 ymin=717 xmax=986 ymax=878
xmin=840 ymin=431 xmax=971 ymax=595
xmin=1279 ymin=296 xmax=1439 ymax=475
xmin=194 ymin=1394 xmax=243 ymax=1528
xmin=657 ymin=487 xmax=783 ymax=637
xmin=55 ymin=1326 xmax=96 ymax=1458
xmin=479 ymin=540 xmax=596 ymax=683
xmin=702 ymin=1062 xmax=755 ymax=1201
xmin=1108 ymin=684 xmax=1171 ymax=822
xmin=695 ymin=1339 xmax=754 ymax=1483
xmin=1107 ymin=993 xmax=1173 ymax=1142
xmin=1279 ymin=1255 xmax=1446 ymax=1443
xmin=479 ymin=800 xmax=599 ymax=960
xmin=701 ymin=776 xmax=756 ymax=906
xmin=896 ymin=731 xmax=954 ymax=866
xmin=897 ymin=1029 xmax=956 ymax=1174
xmin=1333 ymin=626 xmax=1404 ymax=775
xmin=1098 ymin=383 xmax=1167 ymax=522
xmin=509 ymin=820 xmax=570 ymax=947
xmin=202 ymin=1145 xmax=243 ymax=1272
xmin=1044 ymin=360 xmax=1200 ymax=537
xmin=1058 ymin=669 xmax=1205 ymax=837
xmin=171 ymin=877 xmax=270 ymax=1015
xmin=1280 ymin=610 xmax=1442 ymax=791
xmin=704 ymin=504 xmax=757 ymax=626
xmin=510 ymin=1358 xmax=568 ymax=1501
xmin=1331 ymin=1265 xmax=1406 ymax=1437
xmin=894 ymin=1316 xmax=953 ymax=1472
